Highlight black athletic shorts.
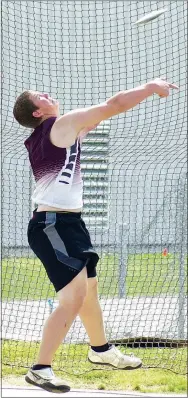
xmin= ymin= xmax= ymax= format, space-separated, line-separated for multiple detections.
xmin=27 ymin=210 xmax=99 ymax=292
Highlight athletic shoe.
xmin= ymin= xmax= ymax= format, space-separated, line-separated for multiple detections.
xmin=88 ymin=345 xmax=142 ymax=369
xmin=25 ymin=367 xmax=70 ymax=393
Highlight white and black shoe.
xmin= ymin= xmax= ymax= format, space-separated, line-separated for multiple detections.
xmin=25 ymin=367 xmax=70 ymax=393
xmin=88 ymin=345 xmax=142 ymax=370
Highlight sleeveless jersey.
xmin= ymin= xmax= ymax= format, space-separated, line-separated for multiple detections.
xmin=24 ymin=117 xmax=83 ymax=209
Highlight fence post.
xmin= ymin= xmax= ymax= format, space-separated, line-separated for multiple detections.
xmin=178 ymin=250 xmax=186 ymax=340
xmin=177 ymin=176 xmax=187 ymax=340
xmin=118 ymin=223 xmax=129 ymax=299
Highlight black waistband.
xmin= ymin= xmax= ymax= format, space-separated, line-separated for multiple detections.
xmin=32 ymin=208 xmax=82 ymax=221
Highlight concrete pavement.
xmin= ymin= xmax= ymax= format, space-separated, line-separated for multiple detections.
xmin=2 ymin=384 xmax=187 ymax=398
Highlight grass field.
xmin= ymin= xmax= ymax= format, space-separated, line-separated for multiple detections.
xmin=2 ymin=253 xmax=187 ymax=300
xmin=2 ymin=253 xmax=187 ymax=393
xmin=2 ymin=340 xmax=187 ymax=394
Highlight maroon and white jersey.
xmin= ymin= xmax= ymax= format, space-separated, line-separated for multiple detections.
xmin=24 ymin=117 xmax=83 ymax=209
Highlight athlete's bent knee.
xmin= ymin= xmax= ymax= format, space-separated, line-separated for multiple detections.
xmin=88 ymin=277 xmax=98 ymax=292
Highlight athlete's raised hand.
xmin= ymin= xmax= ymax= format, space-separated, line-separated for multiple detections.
xmin=152 ymin=77 xmax=179 ymax=98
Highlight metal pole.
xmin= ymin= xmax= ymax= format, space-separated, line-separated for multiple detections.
xmin=177 ymin=176 xmax=187 ymax=340
xmin=118 ymin=223 xmax=129 ymax=299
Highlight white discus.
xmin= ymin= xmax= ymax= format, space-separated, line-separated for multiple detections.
xmin=133 ymin=8 xmax=167 ymax=25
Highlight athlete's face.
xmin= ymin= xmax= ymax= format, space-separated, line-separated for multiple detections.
xmin=30 ymin=91 xmax=60 ymax=119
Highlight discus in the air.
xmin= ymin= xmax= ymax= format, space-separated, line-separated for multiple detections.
xmin=133 ymin=8 xmax=167 ymax=25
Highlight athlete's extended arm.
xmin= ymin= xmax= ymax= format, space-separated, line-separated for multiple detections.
xmin=51 ymin=78 xmax=179 ymax=148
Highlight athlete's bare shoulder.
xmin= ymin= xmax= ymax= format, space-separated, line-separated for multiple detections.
xmin=50 ymin=111 xmax=77 ymax=148
xmin=50 ymin=101 xmax=117 ymax=149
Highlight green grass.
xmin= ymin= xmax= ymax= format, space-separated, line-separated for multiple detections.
xmin=3 ymin=254 xmax=187 ymax=392
xmin=2 ymin=253 xmax=187 ymax=300
xmin=2 ymin=340 xmax=187 ymax=394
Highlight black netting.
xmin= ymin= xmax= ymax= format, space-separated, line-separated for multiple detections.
xmin=2 ymin=0 xmax=187 ymax=375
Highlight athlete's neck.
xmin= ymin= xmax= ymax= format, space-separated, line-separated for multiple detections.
xmin=41 ymin=114 xmax=59 ymax=123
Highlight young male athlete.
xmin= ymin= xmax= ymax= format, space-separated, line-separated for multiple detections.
xmin=13 ymin=78 xmax=178 ymax=393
